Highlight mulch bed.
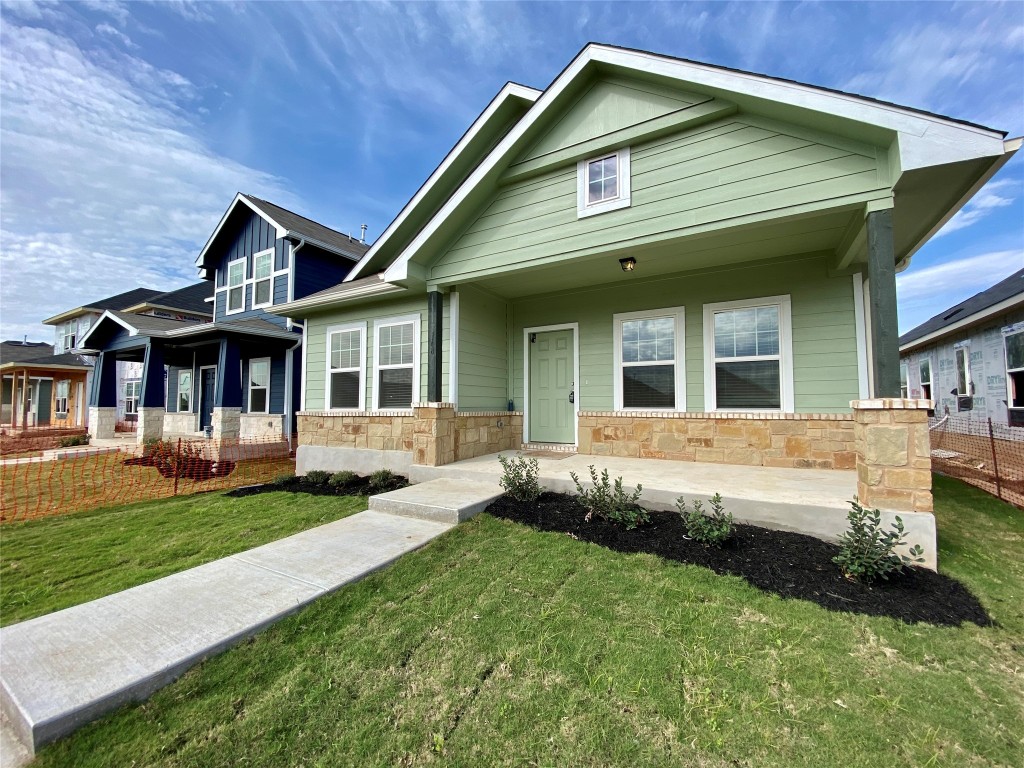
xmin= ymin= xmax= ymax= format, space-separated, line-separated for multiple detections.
xmin=225 ymin=473 xmax=409 ymax=498
xmin=487 ymin=492 xmax=992 ymax=627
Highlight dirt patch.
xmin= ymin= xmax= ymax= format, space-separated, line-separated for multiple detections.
xmin=226 ymin=473 xmax=409 ymax=498
xmin=486 ymin=492 xmax=992 ymax=628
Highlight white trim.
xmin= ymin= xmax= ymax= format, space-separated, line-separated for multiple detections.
xmin=852 ymin=272 xmax=869 ymax=399
xmin=286 ymin=241 xmax=297 ymax=329
xmin=522 ymin=322 xmax=580 ymax=446
xmin=267 ymin=278 xmax=405 ymax=315
xmin=372 ymin=313 xmax=421 ymax=412
xmin=899 ymin=360 xmax=909 ymax=398
xmin=702 ymin=294 xmax=794 ymax=413
xmin=300 ymin=322 xmax=307 ymax=412
xmin=899 ymin=293 xmax=1024 ymax=352
xmin=251 ymin=248 xmax=275 ymax=309
xmin=612 ymin=306 xmax=686 ymax=411
xmin=325 ymin=321 xmax=367 ymax=412
xmin=195 ymin=193 xmax=287 ymax=268
xmin=917 ymin=355 xmax=934 ymax=401
xmin=77 ymin=310 xmax=139 ymax=346
xmin=577 ymin=147 xmax=631 ymax=219
xmin=177 ymin=368 xmax=193 ymax=414
xmin=247 ymin=356 xmax=271 ymax=414
xmin=225 ymin=257 xmax=246 ymax=315
xmin=448 ymin=290 xmax=460 ymax=405
xmin=198 ymin=365 xmax=217 ymax=429
xmin=344 ymin=82 xmax=541 ymax=282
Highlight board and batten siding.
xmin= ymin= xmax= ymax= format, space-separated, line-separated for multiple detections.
xmin=212 ymin=209 xmax=289 ymax=327
xmin=429 ymin=115 xmax=885 ymax=283
xmin=501 ymin=253 xmax=859 ymax=414
xmin=455 ymin=285 xmax=509 ymax=411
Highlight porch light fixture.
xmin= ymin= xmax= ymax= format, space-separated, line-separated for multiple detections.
xmin=619 ymin=257 xmax=637 ymax=272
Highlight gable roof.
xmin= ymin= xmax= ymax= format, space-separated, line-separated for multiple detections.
xmin=122 ymin=281 xmax=214 ymax=317
xmin=195 ymin=193 xmax=368 ymax=274
xmin=343 ymin=42 xmax=1016 ymax=288
xmin=0 ymin=341 xmax=91 ymax=371
xmin=42 ymin=287 xmax=163 ymax=325
xmin=900 ymin=268 xmax=1024 ymax=351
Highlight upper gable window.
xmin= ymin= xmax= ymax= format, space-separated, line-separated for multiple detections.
xmin=226 ymin=258 xmax=245 ymax=314
xmin=577 ymin=147 xmax=631 ymax=219
xmin=252 ymin=249 xmax=274 ymax=308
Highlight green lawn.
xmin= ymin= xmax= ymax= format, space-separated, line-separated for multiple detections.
xmin=20 ymin=476 xmax=1024 ymax=767
xmin=0 ymin=491 xmax=366 ymax=627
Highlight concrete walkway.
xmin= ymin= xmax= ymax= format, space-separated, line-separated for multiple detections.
xmin=0 ymin=509 xmax=452 ymax=760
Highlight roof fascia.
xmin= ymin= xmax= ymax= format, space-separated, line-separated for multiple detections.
xmin=77 ymin=310 xmax=143 ymax=347
xmin=268 ymin=281 xmax=407 ymax=317
xmin=121 ymin=302 xmax=214 ymax=317
xmin=195 ymin=193 xmax=287 ymax=268
xmin=900 ymin=293 xmax=1024 ymax=353
xmin=344 ymin=81 xmax=541 ymax=282
xmin=42 ymin=306 xmax=96 ymax=325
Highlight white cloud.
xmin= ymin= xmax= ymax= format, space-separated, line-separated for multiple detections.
xmin=95 ymin=22 xmax=136 ymax=49
xmin=0 ymin=22 xmax=296 ymax=342
xmin=935 ymin=178 xmax=1019 ymax=237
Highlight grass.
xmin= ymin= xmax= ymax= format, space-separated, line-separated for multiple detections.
xmin=0 ymin=491 xmax=366 ymax=626
xmin=19 ymin=476 xmax=1024 ymax=767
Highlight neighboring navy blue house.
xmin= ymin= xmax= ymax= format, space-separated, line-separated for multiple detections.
xmin=79 ymin=194 xmax=367 ymax=443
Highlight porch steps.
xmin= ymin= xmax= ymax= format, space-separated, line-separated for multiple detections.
xmin=368 ymin=478 xmax=504 ymax=525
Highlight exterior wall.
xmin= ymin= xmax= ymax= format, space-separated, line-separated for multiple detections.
xmin=902 ymin=308 xmax=1024 ymax=426
xmin=49 ymin=373 xmax=89 ymax=428
xmin=240 ymin=413 xmax=286 ymax=439
xmin=455 ymin=285 xmax=509 ymax=411
xmin=212 ymin=209 xmax=289 ymax=327
xmin=240 ymin=354 xmax=287 ymax=414
xmin=506 ymin=253 xmax=860 ymax=414
xmin=298 ymin=412 xmax=415 ymax=452
xmin=115 ymin=360 xmax=144 ymax=421
xmin=293 ymin=244 xmax=355 ymax=301
xmin=163 ymin=412 xmax=197 ymax=435
xmin=578 ymin=411 xmax=855 ymax=469
xmin=454 ymin=412 xmax=523 ymax=460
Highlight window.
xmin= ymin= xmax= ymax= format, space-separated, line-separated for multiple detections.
xmin=374 ymin=315 xmax=419 ymax=410
xmin=124 ymin=380 xmax=140 ymax=415
xmin=61 ymin=321 xmax=76 ymax=352
xmin=703 ymin=296 xmax=793 ymax=412
xmin=248 ymin=358 xmax=270 ymax=413
xmin=227 ymin=258 xmax=245 ymax=313
xmin=177 ymin=370 xmax=192 ymax=413
xmin=327 ymin=323 xmax=365 ymax=410
xmin=919 ymin=358 xmax=933 ymax=401
xmin=577 ymin=147 xmax=631 ymax=218
xmin=252 ymin=250 xmax=273 ymax=308
xmin=900 ymin=362 xmax=909 ymax=398
xmin=614 ymin=308 xmax=685 ymax=410
xmin=1005 ymin=328 xmax=1024 ymax=426
xmin=55 ymin=379 xmax=69 ymax=415
xmin=954 ymin=343 xmax=973 ymax=412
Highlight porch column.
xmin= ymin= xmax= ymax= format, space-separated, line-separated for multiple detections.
xmin=866 ymin=209 xmax=900 ymax=397
xmin=8 ymin=370 xmax=18 ymax=429
xmin=88 ymin=352 xmax=118 ymax=439
xmin=20 ymin=369 xmax=29 ymax=429
xmin=427 ymin=289 xmax=443 ymax=403
xmin=413 ymin=403 xmax=455 ymax=467
xmin=136 ymin=342 xmax=165 ymax=444
xmin=213 ymin=338 xmax=241 ymax=439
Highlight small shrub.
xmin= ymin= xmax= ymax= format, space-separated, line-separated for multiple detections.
xmin=498 ymin=454 xmax=543 ymax=502
xmin=569 ymin=465 xmax=648 ymax=530
xmin=833 ymin=497 xmax=925 ymax=582
xmin=273 ymin=473 xmax=296 ymax=485
xmin=329 ymin=470 xmax=359 ymax=489
xmin=677 ymin=493 xmax=733 ymax=547
xmin=57 ymin=434 xmax=90 ymax=448
xmin=368 ymin=468 xmax=405 ymax=493
xmin=304 ymin=470 xmax=332 ymax=486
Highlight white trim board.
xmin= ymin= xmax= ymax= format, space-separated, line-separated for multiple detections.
xmin=612 ymin=306 xmax=686 ymax=412
xmin=522 ymin=322 xmax=580 ymax=446
xmin=852 ymin=272 xmax=869 ymax=399
xmin=372 ymin=313 xmax=422 ymax=412
xmin=324 ymin=321 xmax=367 ymax=412
xmin=448 ymin=290 xmax=459 ymax=406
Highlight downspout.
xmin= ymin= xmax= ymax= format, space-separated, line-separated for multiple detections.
xmin=284 ymin=327 xmax=303 ymax=451
xmin=287 ymin=237 xmax=306 ymax=330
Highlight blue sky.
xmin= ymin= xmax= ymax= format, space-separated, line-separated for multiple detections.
xmin=1 ymin=0 xmax=1021 ymax=343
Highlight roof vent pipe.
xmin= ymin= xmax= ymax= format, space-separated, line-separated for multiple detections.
xmin=360 ymin=224 xmax=367 ymax=244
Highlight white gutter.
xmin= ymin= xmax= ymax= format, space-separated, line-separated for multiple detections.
xmin=267 ymin=279 xmax=406 ymax=316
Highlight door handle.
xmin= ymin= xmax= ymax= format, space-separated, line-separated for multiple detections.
xmin=569 ymin=390 xmax=575 ymax=404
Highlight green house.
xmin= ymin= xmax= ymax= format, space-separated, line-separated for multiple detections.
xmin=273 ymin=44 xmax=1016 ymax=541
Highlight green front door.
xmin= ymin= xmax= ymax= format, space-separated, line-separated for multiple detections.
xmin=529 ymin=329 xmax=575 ymax=444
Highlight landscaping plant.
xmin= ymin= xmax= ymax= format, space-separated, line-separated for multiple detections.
xmin=329 ymin=470 xmax=359 ymax=490
xmin=57 ymin=434 xmax=90 ymax=448
xmin=677 ymin=493 xmax=733 ymax=546
xmin=833 ymin=497 xmax=925 ymax=582
xmin=498 ymin=454 xmax=543 ymax=502
xmin=304 ymin=470 xmax=332 ymax=486
xmin=569 ymin=465 xmax=648 ymax=529
xmin=368 ymin=468 xmax=405 ymax=493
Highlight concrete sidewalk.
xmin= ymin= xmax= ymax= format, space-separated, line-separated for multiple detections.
xmin=0 ymin=509 xmax=452 ymax=760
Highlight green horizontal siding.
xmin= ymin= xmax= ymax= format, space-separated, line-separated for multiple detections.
xmin=456 ymin=285 xmax=509 ymax=411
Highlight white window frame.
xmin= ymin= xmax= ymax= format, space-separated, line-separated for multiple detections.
xmin=918 ymin=356 xmax=933 ymax=401
xmin=325 ymin=321 xmax=366 ymax=412
xmin=1004 ymin=327 xmax=1024 ymax=417
xmin=702 ymin=295 xmax=794 ymax=413
xmin=899 ymin=361 xmax=909 ymax=398
xmin=251 ymin=248 xmax=274 ymax=309
xmin=177 ymin=369 xmax=193 ymax=413
xmin=226 ymin=257 xmax=246 ymax=315
xmin=124 ymin=380 xmax=141 ymax=415
xmin=372 ymin=313 xmax=421 ymax=412
xmin=62 ymin=321 xmax=76 ymax=353
xmin=248 ymin=357 xmax=271 ymax=414
xmin=613 ymin=307 xmax=686 ymax=412
xmin=954 ymin=341 xmax=972 ymax=396
xmin=55 ymin=379 xmax=69 ymax=416
xmin=577 ymin=147 xmax=631 ymax=219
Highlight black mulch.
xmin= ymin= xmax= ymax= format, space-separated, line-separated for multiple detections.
xmin=487 ymin=492 xmax=992 ymax=627
xmin=225 ymin=474 xmax=409 ymax=498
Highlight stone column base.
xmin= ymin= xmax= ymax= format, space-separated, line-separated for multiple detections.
xmin=212 ymin=407 xmax=241 ymax=440
xmin=852 ymin=398 xmax=932 ymax=512
xmin=413 ymin=403 xmax=456 ymax=466
xmin=136 ymin=407 xmax=165 ymax=444
xmin=87 ymin=407 xmax=116 ymax=439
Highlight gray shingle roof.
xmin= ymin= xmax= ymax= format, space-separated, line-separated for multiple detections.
xmin=136 ymin=281 xmax=214 ymax=315
xmin=107 ymin=311 xmax=201 ymax=334
xmin=88 ymin=287 xmax=164 ymax=311
xmin=0 ymin=341 xmax=91 ymax=369
xmin=899 ymin=268 xmax=1024 ymax=346
xmin=242 ymin=195 xmax=369 ymax=260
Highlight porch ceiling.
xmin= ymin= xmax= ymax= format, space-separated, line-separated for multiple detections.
xmin=468 ymin=207 xmax=857 ymax=299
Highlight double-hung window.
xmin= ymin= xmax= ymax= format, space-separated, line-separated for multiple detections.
xmin=248 ymin=358 xmax=270 ymax=413
xmin=899 ymin=362 xmax=909 ymax=398
xmin=252 ymin=250 xmax=273 ymax=308
xmin=374 ymin=315 xmax=419 ymax=410
xmin=954 ymin=342 xmax=973 ymax=411
xmin=55 ymin=379 xmax=69 ymax=416
xmin=327 ymin=323 xmax=365 ymax=410
xmin=226 ymin=258 xmax=245 ymax=313
xmin=919 ymin=358 xmax=933 ymax=401
xmin=614 ymin=308 xmax=686 ymax=410
xmin=577 ymin=148 xmax=631 ymax=218
xmin=62 ymin=321 xmax=76 ymax=352
xmin=124 ymin=380 xmax=140 ymax=415
xmin=1004 ymin=328 xmax=1023 ymax=426
xmin=703 ymin=296 xmax=793 ymax=412
xmin=177 ymin=370 xmax=192 ymax=413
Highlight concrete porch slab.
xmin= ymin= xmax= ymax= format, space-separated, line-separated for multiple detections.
xmin=368 ymin=478 xmax=505 ymax=524
xmin=0 ymin=510 xmax=451 ymax=756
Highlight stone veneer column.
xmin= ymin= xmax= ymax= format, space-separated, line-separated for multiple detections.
xmin=212 ymin=407 xmax=241 ymax=440
xmin=87 ymin=407 xmax=116 ymax=439
xmin=852 ymin=398 xmax=932 ymax=512
xmin=135 ymin=407 xmax=165 ymax=444
xmin=413 ymin=403 xmax=455 ymax=467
